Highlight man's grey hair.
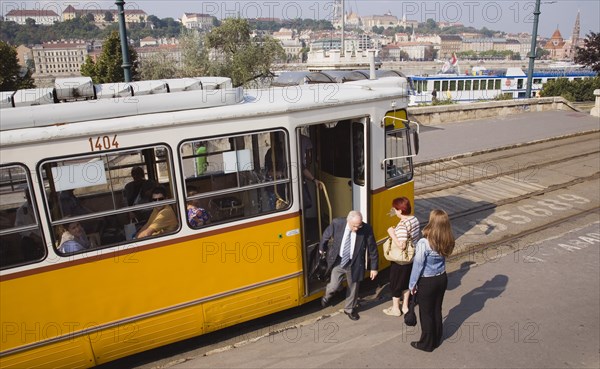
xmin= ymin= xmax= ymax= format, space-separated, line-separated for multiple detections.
xmin=347 ymin=210 xmax=363 ymax=222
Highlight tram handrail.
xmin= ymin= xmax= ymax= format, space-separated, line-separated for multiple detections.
xmin=381 ymin=116 xmax=420 ymax=134
xmin=315 ymin=180 xmax=333 ymax=235
xmin=381 ymin=154 xmax=417 ymax=169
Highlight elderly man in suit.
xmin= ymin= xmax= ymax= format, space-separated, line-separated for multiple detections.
xmin=319 ymin=210 xmax=379 ymax=320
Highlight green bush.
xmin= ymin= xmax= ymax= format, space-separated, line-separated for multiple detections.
xmin=431 ymin=98 xmax=456 ymax=106
xmin=494 ymin=93 xmax=514 ymax=100
xmin=560 ymin=91 xmax=575 ymax=101
xmin=540 ymin=76 xmax=600 ymax=101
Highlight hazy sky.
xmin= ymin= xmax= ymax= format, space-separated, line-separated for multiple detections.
xmin=3 ymin=1 xmax=599 ymax=38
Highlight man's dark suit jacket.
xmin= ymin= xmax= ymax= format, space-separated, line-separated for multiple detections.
xmin=319 ymin=217 xmax=379 ymax=283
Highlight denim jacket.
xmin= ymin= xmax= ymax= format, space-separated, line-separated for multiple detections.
xmin=409 ymin=238 xmax=446 ymax=290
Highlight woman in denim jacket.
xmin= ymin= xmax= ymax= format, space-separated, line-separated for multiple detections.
xmin=408 ymin=209 xmax=455 ymax=352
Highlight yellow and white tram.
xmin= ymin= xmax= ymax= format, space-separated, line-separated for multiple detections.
xmin=0 ymin=74 xmax=417 ymax=368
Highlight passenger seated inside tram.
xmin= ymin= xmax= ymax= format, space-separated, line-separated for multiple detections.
xmin=123 ymin=167 xmax=156 ymax=224
xmin=56 ymin=221 xmax=94 ymax=254
xmin=59 ymin=189 xmax=92 ymax=218
xmin=135 ymin=186 xmax=178 ymax=239
xmin=58 ymin=189 xmax=105 ymax=235
xmin=186 ymin=187 xmax=210 ymax=228
xmin=122 ymin=166 xmax=156 ymax=207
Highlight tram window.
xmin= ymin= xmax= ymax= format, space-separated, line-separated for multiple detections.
xmin=487 ymin=80 xmax=494 ymax=90
xmin=0 ymin=165 xmax=46 ymax=269
xmin=352 ymin=122 xmax=365 ymax=186
xmin=433 ymin=81 xmax=440 ymax=92
xmin=495 ymin=79 xmax=501 ymax=89
xmin=465 ymin=80 xmax=472 ymax=90
xmin=40 ymin=145 xmax=180 ymax=255
xmin=449 ymin=81 xmax=456 ymax=91
xmin=416 ymin=80 xmax=423 ymax=93
xmin=458 ymin=80 xmax=464 ymax=91
xmin=384 ymin=125 xmax=413 ymax=187
xmin=517 ymin=79 xmax=524 ymax=89
xmin=533 ymin=78 xmax=542 ymax=84
xmin=473 ymin=80 xmax=480 ymax=90
xmin=441 ymin=81 xmax=448 ymax=92
xmin=180 ymin=129 xmax=290 ymax=228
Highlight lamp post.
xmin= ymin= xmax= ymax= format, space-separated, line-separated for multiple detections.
xmin=525 ymin=0 xmax=542 ymax=99
xmin=115 ymin=0 xmax=132 ymax=82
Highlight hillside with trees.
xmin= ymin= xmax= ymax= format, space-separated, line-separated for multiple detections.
xmin=0 ymin=16 xmax=182 ymax=46
xmin=0 ymin=16 xmax=333 ymax=47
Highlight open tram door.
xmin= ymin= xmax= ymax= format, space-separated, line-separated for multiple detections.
xmin=299 ymin=117 xmax=369 ymax=296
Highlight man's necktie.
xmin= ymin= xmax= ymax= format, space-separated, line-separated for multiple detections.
xmin=341 ymin=232 xmax=351 ymax=267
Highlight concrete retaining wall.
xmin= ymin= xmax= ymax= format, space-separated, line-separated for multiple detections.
xmin=407 ymin=97 xmax=579 ymax=125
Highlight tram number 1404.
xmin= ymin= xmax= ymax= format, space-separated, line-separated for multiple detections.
xmin=89 ymin=135 xmax=120 ymax=152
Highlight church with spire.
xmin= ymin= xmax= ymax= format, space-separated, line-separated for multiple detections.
xmin=543 ymin=11 xmax=583 ymax=61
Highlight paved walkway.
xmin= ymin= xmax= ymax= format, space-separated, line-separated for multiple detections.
xmin=415 ymin=110 xmax=599 ymax=164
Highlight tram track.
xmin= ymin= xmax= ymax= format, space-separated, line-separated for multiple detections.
xmin=414 ymin=131 xmax=600 ymax=196
xmin=434 ymin=172 xmax=599 ymax=225
xmin=414 ymin=129 xmax=599 ymax=168
xmin=447 ymin=206 xmax=600 ymax=267
xmin=412 ymin=130 xmax=599 ymax=262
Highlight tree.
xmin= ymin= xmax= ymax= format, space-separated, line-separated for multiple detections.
xmin=0 ymin=41 xmax=35 ymax=91
xmin=147 ymin=15 xmax=162 ymax=29
xmin=179 ymin=30 xmax=207 ymax=77
xmin=80 ymin=30 xmax=139 ymax=83
xmin=536 ymin=47 xmax=550 ymax=59
xmin=575 ymin=32 xmax=600 ymax=73
xmin=424 ymin=18 xmax=438 ymax=31
xmin=372 ymin=26 xmax=384 ymax=35
xmin=139 ymin=51 xmax=179 ymax=80
xmin=104 ymin=12 xmax=114 ymax=23
xmin=383 ymin=27 xmax=396 ymax=37
xmin=540 ymin=77 xmax=600 ymax=101
xmin=203 ymin=18 xmax=285 ymax=86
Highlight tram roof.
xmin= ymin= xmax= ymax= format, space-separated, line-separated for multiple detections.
xmin=272 ymin=69 xmax=406 ymax=86
xmin=0 ymin=75 xmax=409 ymax=142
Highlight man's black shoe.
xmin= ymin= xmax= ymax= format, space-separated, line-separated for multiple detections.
xmin=345 ymin=310 xmax=360 ymax=321
xmin=321 ymin=297 xmax=329 ymax=308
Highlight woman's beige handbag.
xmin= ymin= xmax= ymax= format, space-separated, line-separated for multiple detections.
xmin=383 ymin=221 xmax=415 ymax=264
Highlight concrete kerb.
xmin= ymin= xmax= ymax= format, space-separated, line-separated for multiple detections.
xmin=408 ymin=97 xmax=582 ymax=126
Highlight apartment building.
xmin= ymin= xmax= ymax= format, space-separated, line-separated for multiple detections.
xmin=32 ymin=40 xmax=90 ymax=76
xmin=5 ymin=9 xmax=60 ymax=25
xmin=62 ymin=5 xmax=147 ymax=24
xmin=180 ymin=13 xmax=214 ymax=30
xmin=439 ymin=35 xmax=462 ymax=59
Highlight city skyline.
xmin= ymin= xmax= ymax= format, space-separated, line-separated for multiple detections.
xmin=2 ymin=1 xmax=599 ymax=38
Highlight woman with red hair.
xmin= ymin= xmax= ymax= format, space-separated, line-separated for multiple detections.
xmin=383 ymin=197 xmax=421 ymax=317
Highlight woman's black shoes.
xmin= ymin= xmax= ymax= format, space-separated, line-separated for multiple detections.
xmin=410 ymin=342 xmax=433 ymax=352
